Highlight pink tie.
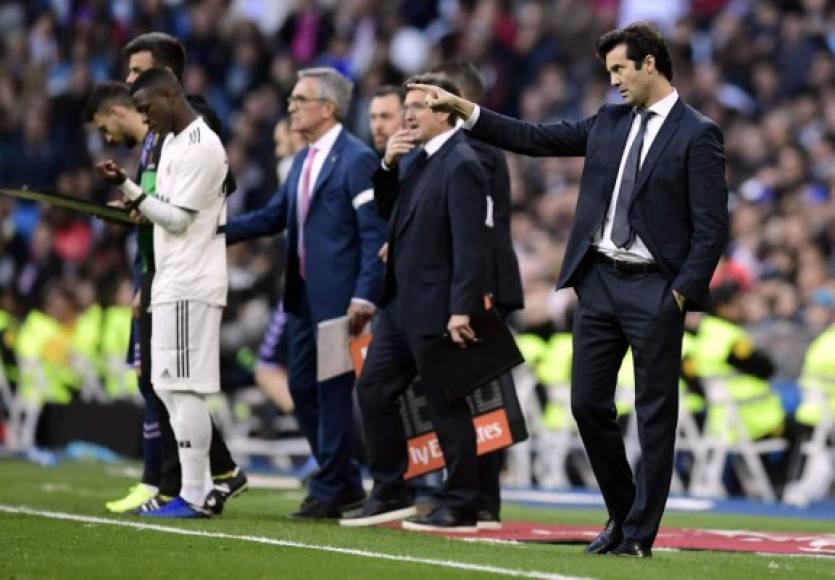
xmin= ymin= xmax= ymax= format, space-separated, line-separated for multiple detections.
xmin=298 ymin=146 xmax=318 ymax=279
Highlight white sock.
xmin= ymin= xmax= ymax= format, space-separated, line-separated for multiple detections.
xmin=157 ymin=390 xmax=212 ymax=507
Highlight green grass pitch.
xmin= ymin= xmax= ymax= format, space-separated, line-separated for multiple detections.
xmin=0 ymin=459 xmax=832 ymax=579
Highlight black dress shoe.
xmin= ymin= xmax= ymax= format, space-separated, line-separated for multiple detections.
xmin=339 ymin=496 xmax=416 ymax=527
xmin=609 ymin=539 xmax=652 ymax=558
xmin=340 ymin=487 xmax=367 ymax=512
xmin=584 ymin=519 xmax=623 ymax=555
xmin=476 ymin=509 xmax=502 ymax=530
xmin=291 ymin=496 xmax=342 ymax=519
xmin=401 ymin=505 xmax=477 ymax=533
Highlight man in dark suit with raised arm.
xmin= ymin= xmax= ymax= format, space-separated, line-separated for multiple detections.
xmin=340 ymin=74 xmax=488 ymax=532
xmin=413 ymin=22 xmax=729 ymax=556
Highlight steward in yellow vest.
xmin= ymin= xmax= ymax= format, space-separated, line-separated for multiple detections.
xmin=683 ymin=281 xmax=784 ymax=443
xmin=15 ymin=284 xmax=81 ymax=405
xmin=796 ymin=323 xmax=835 ymax=428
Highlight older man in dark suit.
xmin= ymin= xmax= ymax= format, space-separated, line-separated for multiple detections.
xmin=226 ymin=67 xmax=387 ymax=519
xmin=340 ymin=75 xmax=488 ymax=532
xmin=413 ymin=22 xmax=729 ymax=555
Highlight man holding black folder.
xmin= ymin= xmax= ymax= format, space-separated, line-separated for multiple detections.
xmin=341 ymin=75 xmax=488 ymax=532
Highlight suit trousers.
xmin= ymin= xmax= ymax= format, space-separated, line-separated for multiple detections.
xmin=286 ymin=286 xmax=362 ymax=503
xmin=357 ymin=297 xmax=479 ymax=510
xmin=476 ymin=306 xmax=517 ymax=516
xmin=570 ymin=257 xmax=684 ymax=547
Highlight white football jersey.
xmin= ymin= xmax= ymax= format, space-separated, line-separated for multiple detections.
xmin=151 ymin=117 xmax=228 ymax=307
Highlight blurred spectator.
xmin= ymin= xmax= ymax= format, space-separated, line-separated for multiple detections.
xmin=0 ymin=0 xmax=831 ymax=396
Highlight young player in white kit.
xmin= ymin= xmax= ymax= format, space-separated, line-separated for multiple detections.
xmin=97 ymin=67 xmax=228 ymax=518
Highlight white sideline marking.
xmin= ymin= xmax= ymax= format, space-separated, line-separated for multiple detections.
xmin=0 ymin=505 xmax=590 ymax=580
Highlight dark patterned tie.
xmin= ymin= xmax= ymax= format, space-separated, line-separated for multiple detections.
xmin=391 ymin=148 xmax=429 ymax=232
xmin=611 ymin=108 xmax=654 ymax=249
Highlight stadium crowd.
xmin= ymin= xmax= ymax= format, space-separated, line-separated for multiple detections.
xmin=0 ymin=0 xmax=833 ymax=504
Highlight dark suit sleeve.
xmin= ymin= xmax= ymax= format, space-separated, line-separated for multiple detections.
xmin=469 ymin=107 xmax=594 ymax=157
xmin=672 ymin=123 xmax=729 ymax=307
xmin=448 ymin=159 xmax=488 ymax=315
xmin=487 ymin=146 xmax=524 ymax=310
xmin=348 ymin=149 xmax=388 ymax=305
xmin=224 ymin=180 xmax=289 ymax=245
xmin=372 ymin=163 xmax=399 ymax=220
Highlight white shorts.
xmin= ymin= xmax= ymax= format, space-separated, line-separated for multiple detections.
xmin=151 ymin=300 xmax=223 ymax=393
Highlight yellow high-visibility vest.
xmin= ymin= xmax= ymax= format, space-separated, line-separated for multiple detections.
xmin=16 ymin=311 xmax=79 ymax=404
xmin=100 ymin=306 xmax=138 ymax=398
xmin=796 ymin=324 xmax=835 ymax=426
xmin=691 ymin=316 xmax=784 ymax=442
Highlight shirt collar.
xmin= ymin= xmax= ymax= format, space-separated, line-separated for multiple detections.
xmin=423 ymin=125 xmax=458 ymax=158
xmin=309 ymin=122 xmax=342 ymax=156
xmin=645 ymin=88 xmax=678 ymax=119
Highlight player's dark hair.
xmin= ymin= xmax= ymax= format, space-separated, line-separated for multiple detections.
xmin=124 ymin=32 xmax=187 ymax=80
xmin=130 ymin=67 xmax=182 ymax=97
xmin=83 ymin=81 xmax=135 ymax=122
xmin=595 ymin=21 xmax=674 ymax=81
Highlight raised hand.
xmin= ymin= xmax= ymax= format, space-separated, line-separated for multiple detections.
xmin=406 ymin=83 xmax=475 ymax=119
xmin=383 ymin=128 xmax=418 ymax=168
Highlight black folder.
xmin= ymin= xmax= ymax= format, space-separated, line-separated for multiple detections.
xmin=417 ymin=308 xmax=525 ymax=401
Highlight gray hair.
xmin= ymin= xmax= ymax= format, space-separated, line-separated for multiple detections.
xmin=298 ymin=67 xmax=354 ymax=120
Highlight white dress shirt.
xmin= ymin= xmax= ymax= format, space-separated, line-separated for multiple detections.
xmin=462 ymin=89 xmax=680 ymax=262
xmin=423 ymin=125 xmax=458 ymax=157
xmin=380 ymin=124 xmax=459 ymax=171
xmin=297 ymin=122 xmax=342 ymax=209
xmin=594 ymin=88 xmax=679 ymax=263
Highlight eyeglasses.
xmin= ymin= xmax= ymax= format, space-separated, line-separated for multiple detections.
xmin=403 ymin=102 xmax=429 ymax=114
xmin=287 ymin=95 xmax=325 ymax=106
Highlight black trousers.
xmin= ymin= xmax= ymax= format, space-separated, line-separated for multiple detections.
xmin=477 ymin=450 xmax=502 ymax=514
xmin=408 ymin=377 xmax=503 ymax=515
xmin=137 ymin=271 xmax=237 ymax=497
xmin=357 ymin=299 xmax=479 ymax=511
xmin=570 ymin=257 xmax=684 ymax=548
xmin=476 ymin=305 xmax=516 ymax=516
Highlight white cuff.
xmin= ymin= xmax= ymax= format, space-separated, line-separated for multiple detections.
xmin=351 ymin=297 xmax=376 ymax=311
xmin=119 ymin=179 xmax=144 ymax=201
xmin=461 ymin=105 xmax=481 ymax=131
xmin=381 ymin=159 xmax=392 ymax=171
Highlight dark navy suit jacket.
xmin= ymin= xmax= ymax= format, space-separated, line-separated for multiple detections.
xmin=373 ymin=130 xmax=488 ymax=335
xmin=226 ymin=127 xmax=387 ymax=322
xmin=465 ymin=137 xmax=523 ymax=311
xmin=469 ymin=100 xmax=729 ymax=311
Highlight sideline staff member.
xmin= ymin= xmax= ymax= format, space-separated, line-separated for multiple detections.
xmin=342 ymin=75 xmax=488 ymax=532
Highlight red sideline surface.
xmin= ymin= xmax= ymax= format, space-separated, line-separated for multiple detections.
xmin=387 ymin=522 xmax=835 ymax=556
